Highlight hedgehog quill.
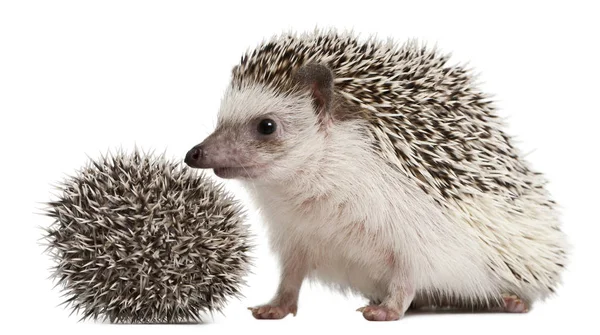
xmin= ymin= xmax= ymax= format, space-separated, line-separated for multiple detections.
xmin=185 ymin=30 xmax=568 ymax=321
xmin=44 ymin=149 xmax=252 ymax=323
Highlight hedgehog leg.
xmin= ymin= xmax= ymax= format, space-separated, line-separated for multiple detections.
xmin=502 ymin=293 xmax=529 ymax=313
xmin=249 ymin=280 xmax=303 ymax=320
xmin=248 ymin=301 xmax=297 ymax=320
xmin=249 ymin=248 xmax=307 ymax=320
xmin=357 ymin=305 xmax=402 ymax=321
xmin=357 ymin=270 xmax=415 ymax=321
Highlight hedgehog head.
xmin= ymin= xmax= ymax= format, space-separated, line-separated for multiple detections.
xmin=186 ymin=63 xmax=344 ymax=182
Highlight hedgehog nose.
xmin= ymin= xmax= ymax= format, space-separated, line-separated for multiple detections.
xmin=185 ymin=145 xmax=204 ymax=168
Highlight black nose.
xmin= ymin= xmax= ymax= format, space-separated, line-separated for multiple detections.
xmin=184 ymin=145 xmax=203 ymax=168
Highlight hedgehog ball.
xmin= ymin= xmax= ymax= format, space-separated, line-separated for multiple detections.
xmin=43 ymin=150 xmax=252 ymax=323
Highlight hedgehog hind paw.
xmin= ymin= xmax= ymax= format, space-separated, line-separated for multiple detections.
xmin=502 ymin=294 xmax=530 ymax=313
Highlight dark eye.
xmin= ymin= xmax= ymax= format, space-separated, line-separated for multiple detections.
xmin=257 ymin=118 xmax=277 ymax=135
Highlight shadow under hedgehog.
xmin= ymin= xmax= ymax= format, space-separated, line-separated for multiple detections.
xmin=185 ymin=29 xmax=568 ymax=322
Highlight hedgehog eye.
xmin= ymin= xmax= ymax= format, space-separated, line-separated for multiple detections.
xmin=257 ymin=119 xmax=277 ymax=135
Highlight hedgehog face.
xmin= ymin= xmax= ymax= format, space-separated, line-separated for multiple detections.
xmin=185 ymin=63 xmax=337 ymax=182
xmin=185 ymin=84 xmax=324 ymax=181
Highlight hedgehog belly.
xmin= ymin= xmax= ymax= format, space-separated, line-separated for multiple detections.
xmin=306 ymin=245 xmax=391 ymax=302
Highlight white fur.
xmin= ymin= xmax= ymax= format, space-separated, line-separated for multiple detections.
xmin=214 ymin=83 xmax=568 ymax=314
xmin=245 ymin=115 xmax=501 ymax=306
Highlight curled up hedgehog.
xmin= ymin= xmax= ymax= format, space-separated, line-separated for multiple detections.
xmin=184 ymin=30 xmax=568 ymax=321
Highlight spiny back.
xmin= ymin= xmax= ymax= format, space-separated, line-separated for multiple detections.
xmin=231 ymin=30 xmax=554 ymax=210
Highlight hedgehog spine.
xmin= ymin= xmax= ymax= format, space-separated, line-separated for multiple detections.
xmin=43 ymin=149 xmax=252 ymax=323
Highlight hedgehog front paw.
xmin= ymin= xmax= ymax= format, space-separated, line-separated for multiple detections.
xmin=357 ymin=305 xmax=402 ymax=321
xmin=248 ymin=304 xmax=297 ymax=320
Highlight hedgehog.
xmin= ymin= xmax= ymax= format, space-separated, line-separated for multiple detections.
xmin=184 ymin=29 xmax=568 ymax=321
xmin=43 ymin=149 xmax=252 ymax=323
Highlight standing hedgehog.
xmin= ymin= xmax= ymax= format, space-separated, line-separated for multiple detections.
xmin=184 ymin=29 xmax=568 ymax=321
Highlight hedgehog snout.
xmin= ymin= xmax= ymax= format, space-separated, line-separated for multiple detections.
xmin=185 ymin=145 xmax=205 ymax=168
xmin=185 ymin=137 xmax=239 ymax=170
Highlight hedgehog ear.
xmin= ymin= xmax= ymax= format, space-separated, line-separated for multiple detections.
xmin=293 ymin=63 xmax=334 ymax=120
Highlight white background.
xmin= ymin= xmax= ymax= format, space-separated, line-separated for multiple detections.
xmin=1 ymin=1 xmax=598 ymax=334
